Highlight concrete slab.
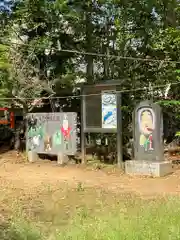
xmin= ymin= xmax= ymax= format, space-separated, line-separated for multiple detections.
xmin=57 ymin=153 xmax=69 ymax=165
xmin=125 ymin=160 xmax=173 ymax=177
xmin=28 ymin=151 xmax=38 ymax=163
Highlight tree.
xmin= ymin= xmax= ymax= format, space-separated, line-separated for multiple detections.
xmin=1 ymin=0 xmax=180 ymax=149
xmin=0 ymin=0 xmax=79 ymax=111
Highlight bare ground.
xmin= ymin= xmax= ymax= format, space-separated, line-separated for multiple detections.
xmin=0 ymin=150 xmax=180 ymax=199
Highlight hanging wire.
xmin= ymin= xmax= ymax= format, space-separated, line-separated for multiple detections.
xmin=0 ymin=81 xmax=179 ymax=100
xmin=0 ymin=39 xmax=179 ymax=103
xmin=2 ymin=40 xmax=180 ymax=65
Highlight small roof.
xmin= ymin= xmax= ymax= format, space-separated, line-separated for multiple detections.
xmin=77 ymin=79 xmax=123 ymax=88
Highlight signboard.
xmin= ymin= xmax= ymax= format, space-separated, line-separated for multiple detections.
xmin=81 ymin=81 xmax=123 ymax=165
xmin=82 ymin=82 xmax=121 ymax=133
xmin=26 ymin=112 xmax=77 ymax=155
xmin=101 ymin=92 xmax=117 ymax=129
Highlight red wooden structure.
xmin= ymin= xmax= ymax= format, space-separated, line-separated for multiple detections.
xmin=0 ymin=108 xmax=15 ymax=129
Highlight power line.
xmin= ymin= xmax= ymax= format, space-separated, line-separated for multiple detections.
xmin=60 ymin=49 xmax=180 ymax=64
xmin=3 ymin=40 xmax=180 ymax=64
xmin=0 ymin=81 xmax=179 ymax=100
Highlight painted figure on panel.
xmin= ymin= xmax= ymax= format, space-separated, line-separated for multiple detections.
xmin=139 ymin=108 xmax=155 ymax=151
xmin=61 ymin=115 xmax=71 ymax=150
xmin=53 ymin=131 xmax=62 ymax=146
xmin=44 ymin=135 xmax=52 ymax=151
xmin=27 ymin=116 xmax=44 ymax=150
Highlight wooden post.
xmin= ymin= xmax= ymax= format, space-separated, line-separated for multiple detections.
xmin=116 ymin=91 xmax=123 ymax=168
xmin=81 ymin=88 xmax=86 ymax=164
xmin=10 ymin=112 xmax=15 ymax=129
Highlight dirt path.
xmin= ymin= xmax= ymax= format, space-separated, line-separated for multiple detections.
xmin=0 ymin=151 xmax=180 ymax=198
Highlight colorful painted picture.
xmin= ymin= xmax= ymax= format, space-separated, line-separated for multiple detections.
xmin=26 ymin=113 xmax=77 ymax=155
xmin=53 ymin=131 xmax=62 ymax=146
xmin=138 ymin=108 xmax=155 ymax=151
xmin=27 ymin=116 xmax=45 ymax=150
xmin=101 ymin=92 xmax=117 ymax=129
xmin=61 ymin=115 xmax=72 ymax=150
xmin=44 ymin=135 xmax=52 ymax=151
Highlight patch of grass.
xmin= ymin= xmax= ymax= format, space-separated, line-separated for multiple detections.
xmin=0 ymin=220 xmax=42 ymax=240
xmin=2 ymin=183 xmax=180 ymax=240
xmin=76 ymin=182 xmax=84 ymax=192
xmin=54 ymin=196 xmax=180 ymax=240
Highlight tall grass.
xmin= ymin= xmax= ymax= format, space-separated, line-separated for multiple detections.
xmin=1 ymin=185 xmax=180 ymax=240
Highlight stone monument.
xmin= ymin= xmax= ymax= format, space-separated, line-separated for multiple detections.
xmin=125 ymin=100 xmax=172 ymax=177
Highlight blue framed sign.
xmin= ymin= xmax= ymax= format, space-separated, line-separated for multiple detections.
xmin=101 ymin=91 xmax=117 ymax=129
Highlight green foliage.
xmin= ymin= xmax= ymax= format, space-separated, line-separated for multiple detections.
xmin=175 ymin=131 xmax=180 ymax=137
xmin=0 ymin=43 xmax=13 ymax=107
xmin=0 ymin=221 xmax=42 ymax=240
xmin=0 ymin=0 xmax=180 ymax=135
xmin=56 ymin=197 xmax=180 ymax=239
xmin=0 ymin=44 xmax=10 ymax=69
xmin=3 ymin=192 xmax=180 ymax=240
xmin=157 ymin=100 xmax=180 ymax=107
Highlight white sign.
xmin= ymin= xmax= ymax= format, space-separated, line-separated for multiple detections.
xmin=101 ymin=92 xmax=117 ymax=129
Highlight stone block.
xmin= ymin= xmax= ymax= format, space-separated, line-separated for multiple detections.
xmin=57 ymin=153 xmax=69 ymax=165
xmin=28 ymin=151 xmax=38 ymax=163
xmin=125 ymin=160 xmax=172 ymax=177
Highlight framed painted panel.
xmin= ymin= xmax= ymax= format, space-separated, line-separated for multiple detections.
xmin=26 ymin=112 xmax=77 ymax=155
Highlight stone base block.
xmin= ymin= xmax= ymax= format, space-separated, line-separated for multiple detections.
xmin=57 ymin=153 xmax=69 ymax=165
xmin=125 ymin=160 xmax=173 ymax=177
xmin=28 ymin=151 xmax=38 ymax=163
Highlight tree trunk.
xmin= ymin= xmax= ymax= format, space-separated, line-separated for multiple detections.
xmin=103 ymin=22 xmax=110 ymax=80
xmin=85 ymin=11 xmax=94 ymax=84
xmin=163 ymin=0 xmax=177 ymax=27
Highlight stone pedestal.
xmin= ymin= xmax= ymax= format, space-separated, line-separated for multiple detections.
xmin=57 ymin=153 xmax=69 ymax=165
xmin=28 ymin=151 xmax=38 ymax=163
xmin=125 ymin=160 xmax=172 ymax=177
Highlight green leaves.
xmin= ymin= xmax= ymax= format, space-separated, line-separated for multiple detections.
xmin=175 ymin=131 xmax=180 ymax=137
xmin=0 ymin=44 xmax=10 ymax=70
xmin=0 ymin=0 xmax=179 ymax=134
xmin=157 ymin=100 xmax=180 ymax=107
